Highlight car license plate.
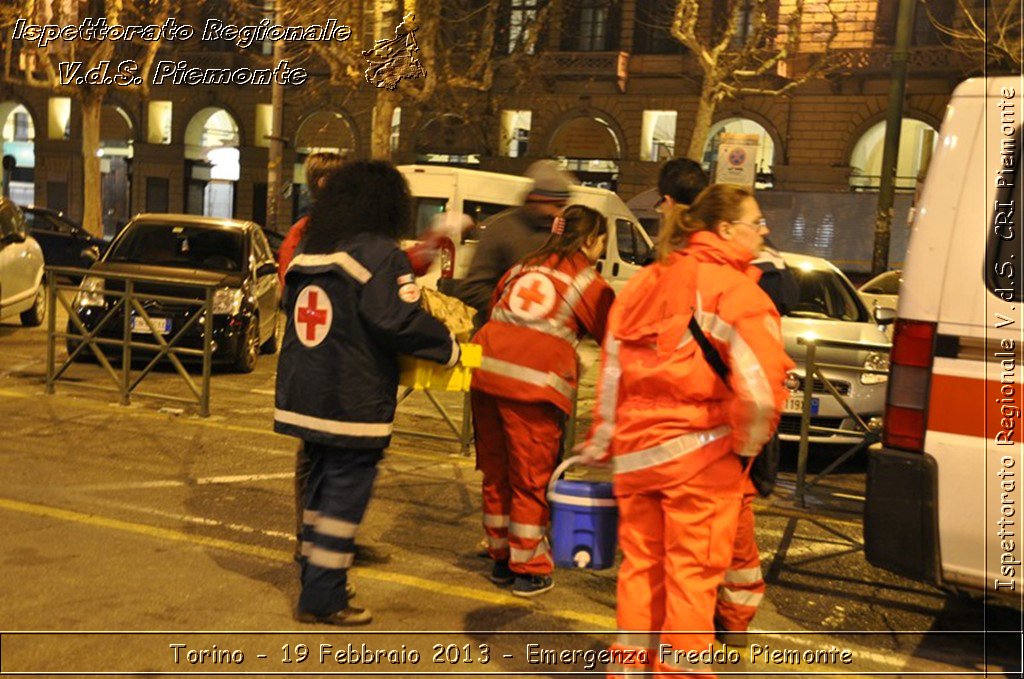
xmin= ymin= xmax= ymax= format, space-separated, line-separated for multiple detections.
xmin=785 ymin=395 xmax=820 ymax=415
xmin=132 ymin=317 xmax=171 ymax=334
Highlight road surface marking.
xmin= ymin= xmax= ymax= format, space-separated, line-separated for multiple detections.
xmin=0 ymin=386 xmax=475 ymax=468
xmin=78 ymin=472 xmax=296 ymax=491
xmin=0 ymin=497 xmax=615 ymax=629
xmin=83 ymin=496 xmax=296 ymax=541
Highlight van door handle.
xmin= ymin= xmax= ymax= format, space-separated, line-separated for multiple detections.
xmin=612 ymin=262 xmax=620 ymax=277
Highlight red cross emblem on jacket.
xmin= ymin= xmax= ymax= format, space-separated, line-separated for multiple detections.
xmin=294 ymin=285 xmax=333 ymax=347
xmin=509 ymin=272 xmax=557 ymax=319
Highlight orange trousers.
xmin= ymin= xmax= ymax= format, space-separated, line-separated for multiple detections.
xmin=472 ymin=390 xmax=561 ymax=576
xmin=715 ymin=485 xmax=764 ymax=632
xmin=608 ymin=454 xmax=743 ymax=678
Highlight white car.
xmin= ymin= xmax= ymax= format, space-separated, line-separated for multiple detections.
xmin=777 ymin=252 xmax=892 ymax=444
xmin=0 ymin=198 xmax=46 ymax=326
xmin=858 ymin=269 xmax=901 ymax=312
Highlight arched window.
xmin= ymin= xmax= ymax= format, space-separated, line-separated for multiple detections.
xmin=99 ymin=106 xmax=134 ymax=236
xmin=849 ymin=118 xmax=938 ymax=192
xmin=0 ymin=102 xmax=36 ymax=205
xmin=549 ymin=115 xmax=622 ymax=190
xmin=184 ymin=108 xmax=240 ymax=218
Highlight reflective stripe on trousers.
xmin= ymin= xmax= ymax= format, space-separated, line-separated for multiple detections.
xmin=715 ymin=491 xmax=765 ymax=631
xmin=298 ymin=444 xmax=382 ymax=617
xmin=472 ymin=391 xmax=560 ymax=575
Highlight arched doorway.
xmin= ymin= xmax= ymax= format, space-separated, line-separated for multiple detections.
xmin=100 ymin=105 xmax=133 ymax=237
xmin=548 ymin=115 xmax=621 ymax=190
xmin=0 ymin=102 xmax=36 ymax=206
xmin=292 ymin=110 xmax=357 ymax=216
xmin=415 ymin=114 xmax=484 ymax=166
xmin=702 ymin=117 xmax=777 ymax=189
xmin=184 ymin=107 xmax=240 ymax=218
xmin=849 ymin=118 xmax=938 ymax=191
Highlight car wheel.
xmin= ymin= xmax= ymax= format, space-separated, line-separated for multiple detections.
xmin=260 ymin=312 xmax=281 ymax=354
xmin=233 ymin=318 xmax=260 ymax=373
xmin=20 ymin=285 xmax=46 ymax=327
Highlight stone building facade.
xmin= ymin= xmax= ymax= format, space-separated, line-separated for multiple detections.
xmin=0 ymin=0 xmax=983 ymax=239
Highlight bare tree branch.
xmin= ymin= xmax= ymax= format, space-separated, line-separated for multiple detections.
xmin=926 ymin=0 xmax=1021 ymax=70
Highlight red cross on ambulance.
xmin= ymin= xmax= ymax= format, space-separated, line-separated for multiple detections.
xmin=509 ymin=272 xmax=557 ymax=320
xmin=294 ymin=285 xmax=333 ymax=347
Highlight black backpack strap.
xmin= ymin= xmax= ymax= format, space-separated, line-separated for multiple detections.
xmin=688 ymin=315 xmax=732 ymax=390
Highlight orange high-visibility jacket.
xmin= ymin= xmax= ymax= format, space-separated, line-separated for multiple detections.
xmin=471 ymin=252 xmax=614 ymax=414
xmin=582 ymin=231 xmax=794 ymax=495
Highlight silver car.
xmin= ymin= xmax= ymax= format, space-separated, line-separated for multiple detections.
xmin=777 ymin=252 xmax=891 ymax=444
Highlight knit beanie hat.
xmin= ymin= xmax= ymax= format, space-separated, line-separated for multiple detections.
xmin=525 ymin=160 xmax=574 ymax=203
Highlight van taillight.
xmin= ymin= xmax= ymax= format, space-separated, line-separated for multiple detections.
xmin=438 ymin=237 xmax=455 ymax=279
xmin=883 ymin=319 xmax=936 ymax=452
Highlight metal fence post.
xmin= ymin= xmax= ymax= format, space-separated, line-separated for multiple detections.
xmin=121 ymin=280 xmax=133 ymax=406
xmin=795 ymin=341 xmax=817 ymax=507
xmin=45 ymin=270 xmax=56 ymax=395
xmin=200 ymin=288 xmax=213 ymax=417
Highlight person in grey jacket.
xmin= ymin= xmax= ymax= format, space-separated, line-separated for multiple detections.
xmin=457 ymin=160 xmax=575 ymax=323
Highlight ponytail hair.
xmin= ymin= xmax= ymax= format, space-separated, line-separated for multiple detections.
xmin=656 ymin=183 xmax=755 ymax=260
xmin=521 ymin=204 xmax=607 ymax=268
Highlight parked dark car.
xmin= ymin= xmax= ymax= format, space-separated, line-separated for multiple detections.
xmin=23 ymin=206 xmax=108 ymax=271
xmin=261 ymin=227 xmax=285 ymax=258
xmin=69 ymin=214 xmax=281 ymax=373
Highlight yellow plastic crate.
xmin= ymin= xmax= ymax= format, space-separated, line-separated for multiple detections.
xmin=399 ymin=343 xmax=483 ymax=392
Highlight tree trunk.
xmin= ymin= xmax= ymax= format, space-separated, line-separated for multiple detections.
xmin=370 ymin=91 xmax=399 ymax=161
xmin=686 ymin=83 xmax=718 ymax=162
xmin=80 ymin=95 xmax=104 ymax=236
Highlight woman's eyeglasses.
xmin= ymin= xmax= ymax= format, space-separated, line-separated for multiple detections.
xmin=731 ymin=218 xmax=768 ymax=232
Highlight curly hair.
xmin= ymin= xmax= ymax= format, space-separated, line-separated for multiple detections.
xmin=304 ymin=160 xmax=412 ymax=253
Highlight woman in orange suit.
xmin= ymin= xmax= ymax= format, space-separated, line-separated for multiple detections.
xmin=579 ymin=184 xmax=794 ymax=677
xmin=471 ymin=205 xmax=614 ymax=598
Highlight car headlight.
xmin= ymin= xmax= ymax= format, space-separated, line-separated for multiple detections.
xmin=74 ymin=276 xmax=105 ymax=308
xmin=861 ymin=351 xmax=890 ymax=385
xmin=212 ymin=287 xmax=244 ymax=315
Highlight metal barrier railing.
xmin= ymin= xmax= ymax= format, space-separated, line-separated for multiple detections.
xmin=793 ymin=336 xmax=891 ymax=507
xmin=44 ymin=266 xmax=218 ymax=416
xmin=394 ymin=389 xmax=474 ymax=456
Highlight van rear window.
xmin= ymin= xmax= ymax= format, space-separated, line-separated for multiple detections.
xmin=986 ymin=125 xmax=1022 ymax=300
xmin=408 ymin=197 xmax=447 ymax=240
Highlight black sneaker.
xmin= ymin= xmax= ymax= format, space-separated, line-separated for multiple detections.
xmin=512 ymin=574 xmax=554 ymax=598
xmin=294 ymin=605 xmax=373 ymax=626
xmin=489 ymin=559 xmax=514 ymax=585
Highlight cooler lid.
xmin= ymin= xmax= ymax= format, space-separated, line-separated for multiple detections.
xmin=553 ymin=478 xmax=614 ymax=500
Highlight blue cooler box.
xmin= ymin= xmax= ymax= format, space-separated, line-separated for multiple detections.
xmin=548 ymin=458 xmax=618 ymax=570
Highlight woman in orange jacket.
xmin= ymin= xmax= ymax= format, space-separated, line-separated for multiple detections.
xmin=472 ymin=205 xmax=615 ymax=597
xmin=579 ymin=185 xmax=794 ymax=677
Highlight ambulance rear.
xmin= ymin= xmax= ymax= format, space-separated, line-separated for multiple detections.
xmin=863 ymin=77 xmax=1023 ymax=602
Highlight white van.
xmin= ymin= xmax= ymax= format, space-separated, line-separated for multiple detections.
xmin=863 ymin=77 xmax=1022 ymax=603
xmin=398 ymin=165 xmax=654 ymax=292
